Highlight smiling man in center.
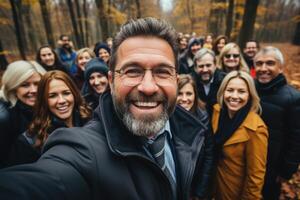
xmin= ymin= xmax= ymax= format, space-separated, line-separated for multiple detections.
xmin=0 ymin=18 xmax=214 ymax=200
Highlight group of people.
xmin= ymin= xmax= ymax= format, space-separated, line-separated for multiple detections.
xmin=0 ymin=17 xmax=299 ymax=200
xmin=0 ymin=37 xmax=111 ymax=166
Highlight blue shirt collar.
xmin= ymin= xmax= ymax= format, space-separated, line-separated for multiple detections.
xmin=148 ymin=120 xmax=172 ymax=143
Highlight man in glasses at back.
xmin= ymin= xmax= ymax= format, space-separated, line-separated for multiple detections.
xmin=0 ymin=18 xmax=214 ymax=200
xmin=254 ymin=46 xmax=300 ymax=200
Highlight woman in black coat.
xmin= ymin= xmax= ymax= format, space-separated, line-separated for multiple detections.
xmin=0 ymin=61 xmax=46 ymax=168
xmin=36 ymin=45 xmax=69 ymax=74
xmin=7 ymin=70 xmax=92 ymax=166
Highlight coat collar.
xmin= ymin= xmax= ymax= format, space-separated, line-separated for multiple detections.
xmin=95 ymin=92 xmax=206 ymax=156
xmin=212 ymin=104 xmax=266 ymax=145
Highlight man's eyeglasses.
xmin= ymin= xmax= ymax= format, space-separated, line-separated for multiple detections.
xmin=195 ymin=63 xmax=213 ymax=69
xmin=114 ymin=66 xmax=177 ymax=86
xmin=224 ymin=54 xmax=240 ymax=59
xmin=255 ymin=60 xmax=276 ymax=67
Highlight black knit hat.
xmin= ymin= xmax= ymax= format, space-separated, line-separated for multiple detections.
xmin=93 ymin=42 xmax=111 ymax=57
xmin=84 ymin=58 xmax=108 ymax=80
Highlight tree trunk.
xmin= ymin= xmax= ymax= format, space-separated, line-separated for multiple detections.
xmin=83 ymin=0 xmax=89 ymax=46
xmin=186 ymin=0 xmax=194 ymax=32
xmin=208 ymin=0 xmax=227 ymax=36
xmin=238 ymin=0 xmax=260 ymax=49
xmin=0 ymin=39 xmax=8 ymax=70
xmin=67 ymin=0 xmax=82 ymax=48
xmin=135 ymin=0 xmax=141 ymax=18
xmin=292 ymin=10 xmax=300 ymax=45
xmin=39 ymin=0 xmax=55 ymax=47
xmin=23 ymin=5 xmax=38 ymax=53
xmin=225 ymin=0 xmax=234 ymax=39
xmin=95 ymin=0 xmax=109 ymax=41
xmin=74 ymin=0 xmax=85 ymax=46
xmin=9 ymin=0 xmax=26 ymax=59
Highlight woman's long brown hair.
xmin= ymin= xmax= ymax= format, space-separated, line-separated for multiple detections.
xmin=27 ymin=70 xmax=92 ymax=149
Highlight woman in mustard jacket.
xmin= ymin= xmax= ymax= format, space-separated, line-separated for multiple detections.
xmin=212 ymin=71 xmax=268 ymax=200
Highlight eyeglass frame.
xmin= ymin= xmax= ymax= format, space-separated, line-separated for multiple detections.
xmin=224 ymin=54 xmax=240 ymax=59
xmin=113 ymin=65 xmax=177 ymax=86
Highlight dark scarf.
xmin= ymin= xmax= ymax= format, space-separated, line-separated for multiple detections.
xmin=11 ymin=101 xmax=34 ymax=136
xmin=214 ymin=101 xmax=251 ymax=159
xmin=255 ymin=73 xmax=286 ymax=94
xmin=47 ymin=110 xmax=85 ymax=134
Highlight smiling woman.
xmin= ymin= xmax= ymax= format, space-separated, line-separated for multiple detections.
xmin=0 ymin=60 xmax=46 ymax=168
xmin=212 ymin=71 xmax=268 ymax=199
xmin=6 ymin=70 xmax=92 ymax=166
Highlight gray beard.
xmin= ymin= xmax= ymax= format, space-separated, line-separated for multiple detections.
xmin=111 ymin=90 xmax=171 ymax=137
xmin=122 ymin=110 xmax=168 ymax=137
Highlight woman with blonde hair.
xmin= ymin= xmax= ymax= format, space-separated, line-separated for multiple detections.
xmin=217 ymin=43 xmax=249 ymax=73
xmin=7 ymin=70 xmax=92 ymax=166
xmin=72 ymin=48 xmax=95 ymax=89
xmin=0 ymin=60 xmax=46 ymax=167
xmin=212 ymin=70 xmax=268 ymax=199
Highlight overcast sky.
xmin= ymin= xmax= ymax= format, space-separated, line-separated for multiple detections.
xmin=160 ymin=0 xmax=173 ymax=12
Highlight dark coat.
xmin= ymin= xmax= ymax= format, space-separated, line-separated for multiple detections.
xmin=0 ymin=93 xmax=214 ymax=200
xmin=0 ymin=100 xmax=12 ymax=167
xmin=192 ymin=69 xmax=226 ymax=116
xmin=6 ymin=113 xmax=88 ymax=167
xmin=256 ymin=74 xmax=300 ymax=198
xmin=0 ymin=100 xmax=33 ymax=168
xmin=83 ymin=93 xmax=99 ymax=110
xmin=178 ymin=55 xmax=194 ymax=74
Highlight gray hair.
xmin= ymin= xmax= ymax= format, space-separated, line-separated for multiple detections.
xmin=193 ymin=48 xmax=216 ymax=65
xmin=110 ymin=17 xmax=179 ymax=72
xmin=0 ymin=60 xmax=46 ymax=106
xmin=254 ymin=46 xmax=284 ymax=65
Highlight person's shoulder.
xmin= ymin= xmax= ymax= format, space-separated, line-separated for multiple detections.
xmin=284 ymin=84 xmax=300 ymax=99
xmin=244 ymin=111 xmax=267 ymax=132
xmin=214 ymin=69 xmax=226 ymax=81
xmin=44 ymin=119 xmax=106 ymax=150
xmin=0 ymin=100 xmax=10 ymax=123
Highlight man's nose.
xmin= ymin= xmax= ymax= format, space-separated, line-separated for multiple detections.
xmin=137 ymin=70 xmax=159 ymax=96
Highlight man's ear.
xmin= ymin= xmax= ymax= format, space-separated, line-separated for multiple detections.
xmin=108 ymin=71 xmax=113 ymax=87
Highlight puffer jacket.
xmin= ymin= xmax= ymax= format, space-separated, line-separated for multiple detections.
xmin=256 ymin=74 xmax=300 ymax=181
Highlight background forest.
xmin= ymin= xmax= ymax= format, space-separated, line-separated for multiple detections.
xmin=0 ymin=0 xmax=299 ymax=69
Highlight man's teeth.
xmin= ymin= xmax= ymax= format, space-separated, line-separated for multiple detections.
xmin=134 ymin=102 xmax=158 ymax=107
